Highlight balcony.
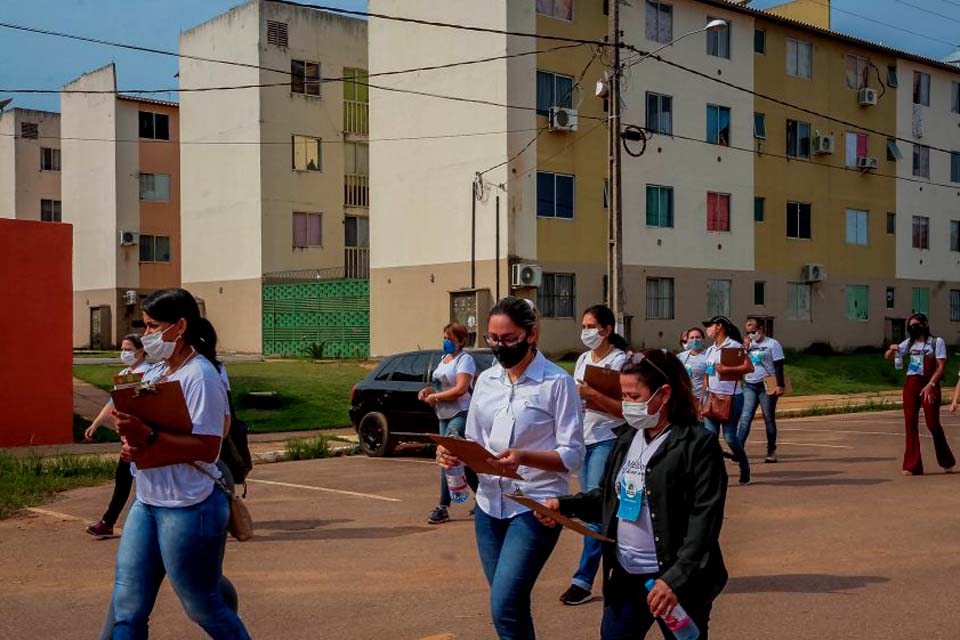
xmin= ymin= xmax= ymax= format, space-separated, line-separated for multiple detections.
xmin=344 ymin=99 xmax=369 ymax=135
xmin=345 ymin=246 xmax=369 ymax=280
xmin=345 ymin=174 xmax=369 ymax=208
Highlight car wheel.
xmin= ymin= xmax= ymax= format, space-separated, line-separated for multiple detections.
xmin=357 ymin=412 xmax=396 ymax=457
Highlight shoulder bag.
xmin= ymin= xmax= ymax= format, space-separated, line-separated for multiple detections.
xmin=191 ymin=462 xmax=254 ymax=542
xmin=704 ymin=381 xmax=738 ymax=423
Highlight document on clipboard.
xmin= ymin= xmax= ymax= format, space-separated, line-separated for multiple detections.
xmin=584 ymin=365 xmax=622 ymax=400
xmin=425 ymin=435 xmax=524 ymax=480
xmin=505 ymin=494 xmax=613 ymax=542
xmin=110 ymin=381 xmax=193 ymax=434
xmin=719 ymin=347 xmax=747 ymax=382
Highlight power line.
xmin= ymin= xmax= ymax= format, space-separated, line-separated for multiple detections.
xmin=892 ymin=0 xmax=960 ymax=25
xmin=801 ymin=0 xmax=958 ymax=48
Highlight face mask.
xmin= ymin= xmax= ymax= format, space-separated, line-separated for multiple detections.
xmin=622 ymin=390 xmax=663 ymax=431
xmin=491 ymin=337 xmax=531 ymax=369
xmin=120 ymin=350 xmax=138 ymax=366
xmin=142 ymin=324 xmax=179 ymax=360
xmin=581 ymin=328 xmax=605 ymax=350
xmin=907 ymin=324 xmax=924 ymax=339
xmin=686 ymin=338 xmax=704 ymax=351
xmin=442 ymin=338 xmax=458 ymax=355
xmin=747 ymin=332 xmax=759 ymax=341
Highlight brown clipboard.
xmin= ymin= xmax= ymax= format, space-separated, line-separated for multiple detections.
xmin=505 ymin=494 xmax=613 ymax=542
xmin=110 ymin=380 xmax=193 ymax=434
xmin=425 ymin=435 xmax=524 ymax=480
xmin=584 ymin=364 xmax=622 ymax=401
xmin=719 ymin=347 xmax=746 ymax=382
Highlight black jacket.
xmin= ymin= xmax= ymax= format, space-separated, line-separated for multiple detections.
xmin=558 ymin=422 xmax=728 ymax=604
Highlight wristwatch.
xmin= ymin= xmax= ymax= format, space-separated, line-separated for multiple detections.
xmin=146 ymin=429 xmax=160 ymax=445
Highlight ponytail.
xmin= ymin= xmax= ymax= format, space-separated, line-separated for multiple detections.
xmin=185 ymin=317 xmax=221 ymax=372
xmin=582 ymin=303 xmax=631 ymax=353
xmin=141 ymin=287 xmax=221 ymax=371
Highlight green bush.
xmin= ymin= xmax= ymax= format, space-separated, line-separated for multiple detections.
xmin=0 ymin=454 xmax=116 ymax=519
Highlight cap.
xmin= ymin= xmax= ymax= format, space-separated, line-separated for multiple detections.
xmin=702 ymin=315 xmax=733 ymax=329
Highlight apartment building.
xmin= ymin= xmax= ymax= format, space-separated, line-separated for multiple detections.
xmin=180 ymin=0 xmax=369 ymax=354
xmin=0 ymin=108 xmax=61 ymax=222
xmin=62 ymin=64 xmax=181 ymax=349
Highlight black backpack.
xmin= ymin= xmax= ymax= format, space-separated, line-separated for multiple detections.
xmin=220 ymin=391 xmax=254 ymax=491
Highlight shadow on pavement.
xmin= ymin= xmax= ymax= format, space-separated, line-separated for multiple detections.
xmin=757 ymin=477 xmax=892 ymax=488
xmin=783 ymin=456 xmax=897 ymax=464
xmin=251 ymin=525 xmax=434 ymax=542
xmin=253 ymin=519 xmax=350 ymax=531
xmin=726 ymin=573 xmax=890 ymax=594
xmin=757 ymin=469 xmax=843 ymax=479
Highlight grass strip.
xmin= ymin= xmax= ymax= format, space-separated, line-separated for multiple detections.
xmin=0 ymin=454 xmax=116 ymax=519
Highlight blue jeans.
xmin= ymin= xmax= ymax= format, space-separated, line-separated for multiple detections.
xmin=704 ymin=393 xmax=750 ymax=478
xmin=110 ymin=490 xmax=251 ymax=640
xmin=738 ymin=382 xmax=779 ymax=454
xmin=438 ymin=413 xmax=478 ymax=507
xmin=571 ymin=438 xmax=616 ymax=591
xmin=475 ymin=507 xmax=562 ymax=640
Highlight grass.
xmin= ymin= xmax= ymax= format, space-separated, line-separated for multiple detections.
xmin=0 ymin=454 xmax=117 ymax=519
xmin=284 ymin=435 xmax=362 ymax=461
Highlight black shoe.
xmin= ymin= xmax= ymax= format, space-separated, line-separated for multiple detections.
xmin=559 ymin=585 xmax=593 ymax=606
xmin=427 ymin=506 xmax=449 ymax=525
xmin=764 ymin=452 xmax=778 ymax=463
xmin=739 ymin=472 xmax=752 ymax=486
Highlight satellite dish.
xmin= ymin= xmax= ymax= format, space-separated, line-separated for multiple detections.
xmin=0 ymin=98 xmax=12 ymax=113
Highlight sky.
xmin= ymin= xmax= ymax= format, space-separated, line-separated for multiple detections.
xmin=0 ymin=0 xmax=957 ymax=113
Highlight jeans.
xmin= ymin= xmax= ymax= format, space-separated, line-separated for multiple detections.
xmin=474 ymin=507 xmax=562 ymax=639
xmin=110 ymin=490 xmax=250 ymax=640
xmin=601 ymin=567 xmax=713 ymax=640
xmin=703 ymin=393 xmax=749 ymax=479
xmin=738 ymin=382 xmax=779 ymax=454
xmin=571 ymin=438 xmax=616 ymax=591
xmin=102 ymin=459 xmax=134 ymax=526
xmin=438 ymin=413 xmax=479 ymax=507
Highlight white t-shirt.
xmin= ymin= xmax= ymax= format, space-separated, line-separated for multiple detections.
xmin=431 ymin=352 xmax=477 ymax=419
xmin=897 ymin=337 xmax=947 ymax=377
xmin=615 ymin=428 xmax=671 ymax=575
xmin=574 ymin=348 xmax=627 ymax=445
xmin=706 ymin=337 xmax=745 ymax=396
xmin=121 ymin=361 xmax=152 ymax=377
xmin=218 ymin=363 xmax=232 ymax=417
xmin=745 ymin=336 xmax=785 ymax=384
xmin=678 ymin=349 xmax=709 ymax=403
xmin=134 ymin=354 xmax=227 ymax=508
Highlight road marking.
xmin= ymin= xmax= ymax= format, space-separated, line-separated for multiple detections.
xmin=25 ymin=507 xmax=84 ymax=522
xmin=749 ymin=441 xmax=853 ymax=450
xmin=781 ymin=427 xmax=930 ymax=439
xmin=363 ymin=457 xmax=436 ymax=466
xmin=247 ymin=478 xmax=402 ymax=502
xmin=417 ymin=635 xmax=457 ymax=640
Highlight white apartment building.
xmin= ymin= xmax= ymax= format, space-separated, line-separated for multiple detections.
xmin=0 ymin=108 xmax=61 ymax=222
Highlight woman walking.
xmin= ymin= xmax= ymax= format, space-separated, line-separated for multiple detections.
xmin=540 ymin=349 xmax=728 ymax=639
xmin=885 ymin=313 xmax=955 ymax=475
xmin=560 ymin=304 xmax=628 ymax=606
xmin=677 ymin=327 xmax=709 ymax=416
xmin=436 ymin=297 xmax=584 ymax=640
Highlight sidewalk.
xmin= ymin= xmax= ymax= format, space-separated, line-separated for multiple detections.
xmin=73 ymin=377 xmax=109 ymax=422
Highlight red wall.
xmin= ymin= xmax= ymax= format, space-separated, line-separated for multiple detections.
xmin=0 ymin=219 xmax=74 ymax=446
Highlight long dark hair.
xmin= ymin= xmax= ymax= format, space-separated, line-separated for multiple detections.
xmin=907 ymin=313 xmax=932 ymax=346
xmin=141 ymin=288 xmax=221 ymax=372
xmin=621 ymin=349 xmax=699 ymax=427
xmin=582 ymin=304 xmax=629 ymax=351
xmin=489 ymin=296 xmax=537 ymax=335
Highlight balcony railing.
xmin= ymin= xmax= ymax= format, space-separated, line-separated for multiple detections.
xmin=345 ymin=174 xmax=369 ymax=208
xmin=344 ymin=99 xmax=369 ymax=135
xmin=345 ymin=246 xmax=369 ymax=280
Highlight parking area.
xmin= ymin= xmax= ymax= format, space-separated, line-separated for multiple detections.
xmin=2 ymin=409 xmax=960 ymax=639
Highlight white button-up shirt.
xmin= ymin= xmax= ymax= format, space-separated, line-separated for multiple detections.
xmin=466 ymin=350 xmax=585 ymax=519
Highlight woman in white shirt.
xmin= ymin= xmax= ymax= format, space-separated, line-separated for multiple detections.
xmin=561 ymin=304 xmax=628 ymax=606
xmin=419 ymin=322 xmax=479 ymax=524
xmin=107 ymin=288 xmax=250 ymax=640
xmin=677 ymin=327 xmax=709 ymax=415
xmin=436 ymin=297 xmax=584 ymax=640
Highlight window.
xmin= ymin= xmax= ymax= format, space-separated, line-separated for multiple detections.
xmin=292 ymin=135 xmax=321 ymax=171
xmin=845 ymin=132 xmax=868 ymax=167
xmin=953 ymin=82 xmax=960 ymax=114
xmin=887 ymin=65 xmax=898 ymax=88
xmin=754 ymin=197 xmax=765 ymax=222
xmin=754 ymin=113 xmax=766 ymax=139
xmin=20 ymin=122 xmax=38 ymax=139
xmin=139 ymin=174 xmax=171 ymax=201
xmin=645 ymin=1 xmax=673 ymax=44
xmin=343 ymin=68 xmax=369 ymax=133
xmin=536 ymin=70 xmax=574 ymax=115
xmin=787 ymin=283 xmax=812 ymax=321
xmin=344 ymin=142 xmax=368 ymax=175
xmin=345 ymin=215 xmax=369 ymax=248
xmin=538 ymin=273 xmax=576 ymax=318
xmin=706 ymin=17 xmax=730 ymax=59
xmin=786 ymin=39 xmax=812 ymax=79
xmin=646 ymin=278 xmax=675 ymax=320
xmin=139 ymin=235 xmax=171 ymax=262
xmin=913 ymin=144 xmax=930 ymax=178
xmin=706 ymin=280 xmax=732 ymax=318
xmin=646 ymin=185 xmax=674 ymax=227
xmin=912 ymin=287 xmax=930 ymax=315
xmin=536 ymin=0 xmax=574 ymax=21
xmin=40 ymin=199 xmax=61 ymax=222
xmin=886 ymin=212 xmax=896 ymax=234
xmin=845 ymin=55 xmax=869 ymax=90
xmin=537 ymin=172 xmax=575 ymax=219
xmin=913 ymin=71 xmax=930 ymax=106
xmin=845 ymin=209 xmax=869 ymax=245
xmin=886 ymin=287 xmax=896 ymax=309
xmin=754 ymin=281 xmax=765 ymax=306
xmin=786 ymin=119 xmax=811 ymax=159
xmin=786 ymin=201 xmax=812 ymax=239
xmin=706 ymin=192 xmax=731 ymax=232
xmin=138 ymin=111 xmax=169 ymax=140
xmin=266 ymin=20 xmax=288 ymax=47
xmin=845 ymin=285 xmax=869 ymax=321
xmin=706 ymin=105 xmax=731 ymax=145
xmin=887 ymin=139 xmax=903 ymax=161
xmin=646 ymin=92 xmax=673 ymax=135
xmin=952 ymin=220 xmax=960 ymax=252
xmin=952 ymin=152 xmax=960 ymax=183
xmin=754 ymin=29 xmax=766 ymax=54
xmin=912 ymin=215 xmax=930 ymax=249
xmin=292 ymin=212 xmax=322 ymax=248
xmin=291 ymin=59 xmax=320 ymax=97
xmin=40 ymin=147 xmax=60 ymax=171
xmin=951 ymin=290 xmax=960 ymax=322
xmin=390 ymin=354 xmax=433 ymax=383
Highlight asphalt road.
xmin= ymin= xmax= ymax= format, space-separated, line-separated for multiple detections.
xmin=2 ymin=410 xmax=959 ymax=639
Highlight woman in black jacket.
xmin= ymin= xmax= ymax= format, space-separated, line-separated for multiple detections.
xmin=539 ymin=349 xmax=728 ymax=640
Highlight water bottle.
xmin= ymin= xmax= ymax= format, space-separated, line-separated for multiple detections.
xmin=445 ymin=465 xmax=470 ymax=503
xmin=644 ymin=580 xmax=699 ymax=640
xmin=894 ymin=351 xmax=903 ymax=370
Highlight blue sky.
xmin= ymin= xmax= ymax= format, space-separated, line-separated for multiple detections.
xmin=0 ymin=0 xmax=957 ymax=113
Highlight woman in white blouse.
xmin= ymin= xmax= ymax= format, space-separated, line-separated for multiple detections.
xmin=437 ymin=297 xmax=585 ymax=640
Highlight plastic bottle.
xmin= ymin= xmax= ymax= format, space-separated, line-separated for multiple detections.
xmin=894 ymin=351 xmax=903 ymax=370
xmin=644 ymin=580 xmax=700 ymax=640
xmin=445 ymin=465 xmax=470 ymax=503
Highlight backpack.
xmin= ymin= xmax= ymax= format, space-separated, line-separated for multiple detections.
xmin=220 ymin=391 xmax=254 ymax=491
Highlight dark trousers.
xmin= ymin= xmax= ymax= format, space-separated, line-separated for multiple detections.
xmin=902 ymin=376 xmax=956 ymax=474
xmin=102 ymin=459 xmax=134 ymax=526
xmin=601 ymin=567 xmax=713 ymax=640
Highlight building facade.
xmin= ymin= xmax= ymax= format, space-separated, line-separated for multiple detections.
xmin=0 ymin=108 xmax=61 ymax=222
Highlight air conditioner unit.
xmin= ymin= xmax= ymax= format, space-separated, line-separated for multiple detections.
xmin=801 ymin=263 xmax=827 ymax=283
xmin=119 ymin=230 xmax=139 ymax=246
xmin=858 ymin=87 xmax=878 ymax=106
xmin=548 ymin=107 xmax=578 ymax=132
xmin=511 ymin=263 xmax=543 ymax=288
xmin=856 ymin=156 xmax=879 ymax=170
xmin=123 ymin=290 xmax=138 ymax=306
xmin=813 ymin=134 xmax=835 ymax=155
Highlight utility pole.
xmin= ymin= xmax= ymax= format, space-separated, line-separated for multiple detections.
xmin=607 ymin=0 xmax=625 ymax=336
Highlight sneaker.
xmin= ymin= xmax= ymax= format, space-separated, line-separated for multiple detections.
xmin=427 ymin=507 xmax=449 ymax=525
xmin=85 ymin=520 xmax=114 ymax=538
xmin=764 ymin=452 xmax=778 ymax=463
xmin=738 ymin=472 xmax=751 ymax=486
xmin=559 ymin=585 xmax=593 ymax=606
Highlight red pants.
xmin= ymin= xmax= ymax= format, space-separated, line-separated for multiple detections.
xmin=902 ymin=376 xmax=955 ymax=474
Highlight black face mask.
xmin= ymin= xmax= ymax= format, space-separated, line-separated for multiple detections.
xmin=492 ymin=339 xmax=531 ymax=369
xmin=907 ymin=324 xmax=924 ymax=339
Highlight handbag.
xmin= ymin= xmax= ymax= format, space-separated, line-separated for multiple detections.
xmin=191 ymin=462 xmax=254 ymax=542
xmin=704 ymin=381 xmax=738 ymax=422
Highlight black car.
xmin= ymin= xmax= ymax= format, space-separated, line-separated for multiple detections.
xmin=350 ymin=349 xmax=495 ymax=456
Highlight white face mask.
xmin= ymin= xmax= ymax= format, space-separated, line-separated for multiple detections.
xmin=142 ymin=324 xmax=179 ymax=360
xmin=581 ymin=328 xmax=605 ymax=350
xmin=622 ymin=390 xmax=663 ymax=431
xmin=120 ymin=350 xmax=139 ymax=366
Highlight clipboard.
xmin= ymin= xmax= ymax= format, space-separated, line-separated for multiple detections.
xmin=110 ymin=380 xmax=193 ymax=434
xmin=425 ymin=434 xmax=525 ymax=480
xmin=505 ymin=494 xmax=613 ymax=542
xmin=719 ymin=347 xmax=746 ymax=382
xmin=584 ymin=364 xmax=622 ymax=401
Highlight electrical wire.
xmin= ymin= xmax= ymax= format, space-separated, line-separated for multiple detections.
xmin=800 ymin=0 xmax=958 ymax=48
xmin=891 ymin=0 xmax=960 ymax=26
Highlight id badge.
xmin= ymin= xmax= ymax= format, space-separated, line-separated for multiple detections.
xmin=617 ymin=476 xmax=643 ymax=521
xmin=750 ymin=351 xmax=763 ymax=366
xmin=684 ymin=363 xmax=693 ymax=378
xmin=908 ymin=354 xmax=924 ymax=376
xmin=705 ymin=363 xmax=716 ymax=376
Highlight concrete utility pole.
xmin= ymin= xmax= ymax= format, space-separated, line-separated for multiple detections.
xmin=607 ymin=0 xmax=625 ymax=336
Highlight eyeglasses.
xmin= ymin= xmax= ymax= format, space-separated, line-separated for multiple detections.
xmin=483 ymin=332 xmax=527 ymax=347
xmin=630 ymin=349 xmax=669 ymax=380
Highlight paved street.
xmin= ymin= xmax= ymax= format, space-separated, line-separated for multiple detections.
xmin=2 ymin=410 xmax=959 ymax=639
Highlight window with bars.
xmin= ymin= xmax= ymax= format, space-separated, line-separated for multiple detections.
xmin=138 ymin=111 xmax=169 ymax=140
xmin=538 ymin=273 xmax=576 ymax=318
xmin=291 ymin=59 xmax=321 ymax=97
xmin=139 ymin=173 xmax=171 ymax=201
xmin=139 ymin=235 xmax=171 ymax=262
xmin=787 ymin=283 xmax=812 ymax=320
xmin=951 ymin=290 xmax=960 ymax=322
xmin=645 ymin=1 xmax=673 ymax=44
xmin=706 ymin=104 xmax=731 ymax=146
xmin=646 ymin=185 xmax=674 ymax=227
xmin=912 ymin=215 xmax=929 ymax=249
xmin=845 ymin=209 xmax=868 ymax=245
xmin=786 ymin=202 xmax=812 ymax=239
xmin=293 ymin=212 xmax=322 ymax=248
xmin=913 ymin=144 xmax=930 ymax=178
xmin=787 ymin=119 xmax=811 ymax=159
xmin=41 ymin=147 xmax=60 ymax=171
xmin=706 ymin=192 xmax=731 ymax=232
xmin=537 ymin=172 xmax=575 ymax=219
xmin=913 ymin=71 xmax=930 ymax=106
xmin=343 ymin=68 xmax=369 ymax=133
xmin=786 ymin=39 xmax=812 ymax=79
xmin=706 ymin=280 xmax=732 ymax=318
xmin=646 ymin=92 xmax=673 ymax=135
xmin=292 ymin=135 xmax=321 ymax=172
xmin=536 ymin=70 xmax=574 ymax=115
xmin=845 ymin=54 xmax=869 ymax=89
xmin=266 ymin=20 xmax=288 ymax=47
xmin=646 ymin=278 xmax=675 ymax=319
xmin=40 ymin=199 xmax=61 ymax=222
xmin=20 ymin=122 xmax=39 ymax=139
